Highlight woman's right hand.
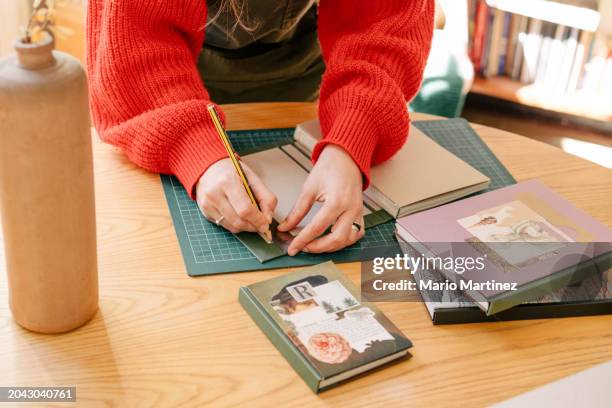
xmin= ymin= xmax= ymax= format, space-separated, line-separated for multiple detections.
xmin=196 ymin=158 xmax=277 ymax=234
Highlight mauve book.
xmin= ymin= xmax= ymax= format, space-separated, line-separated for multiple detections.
xmin=396 ymin=180 xmax=612 ymax=315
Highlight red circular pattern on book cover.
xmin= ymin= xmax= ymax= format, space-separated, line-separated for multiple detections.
xmin=307 ymin=332 xmax=353 ymax=364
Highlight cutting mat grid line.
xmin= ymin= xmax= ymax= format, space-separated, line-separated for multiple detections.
xmin=162 ymin=121 xmax=515 ymax=275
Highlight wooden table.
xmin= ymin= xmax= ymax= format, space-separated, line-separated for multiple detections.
xmin=1 ymin=103 xmax=611 ymax=407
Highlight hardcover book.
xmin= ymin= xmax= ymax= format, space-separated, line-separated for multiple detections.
xmin=293 ymin=119 xmax=490 ymax=218
xmin=239 ymin=262 xmax=412 ymax=393
xmin=398 ymin=238 xmax=612 ymax=324
xmin=396 ymin=179 xmax=612 ymax=315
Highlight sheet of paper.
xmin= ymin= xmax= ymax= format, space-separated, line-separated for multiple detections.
xmin=241 ymin=148 xmax=320 ymax=234
xmin=242 ymin=147 xmax=371 ymax=235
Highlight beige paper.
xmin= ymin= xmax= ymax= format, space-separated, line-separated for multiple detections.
xmin=242 ymin=147 xmax=371 ymax=234
xmin=242 ymin=148 xmax=320 ymax=233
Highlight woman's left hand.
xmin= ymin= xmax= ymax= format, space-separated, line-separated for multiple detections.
xmin=277 ymin=144 xmax=366 ymax=255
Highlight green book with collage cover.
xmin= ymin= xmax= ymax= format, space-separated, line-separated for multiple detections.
xmin=239 ymin=262 xmax=411 ymax=393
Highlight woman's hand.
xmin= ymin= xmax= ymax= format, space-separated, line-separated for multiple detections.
xmin=278 ymin=145 xmax=365 ymax=255
xmin=196 ymin=158 xmax=277 ymax=234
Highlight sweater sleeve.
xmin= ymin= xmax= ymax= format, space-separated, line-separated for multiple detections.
xmin=316 ymin=0 xmax=435 ymax=188
xmin=86 ymin=0 xmax=227 ymax=198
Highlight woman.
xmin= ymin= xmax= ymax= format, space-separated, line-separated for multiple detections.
xmin=87 ymin=0 xmax=434 ymax=256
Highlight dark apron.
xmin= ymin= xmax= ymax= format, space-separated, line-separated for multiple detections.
xmin=198 ymin=0 xmax=324 ymax=103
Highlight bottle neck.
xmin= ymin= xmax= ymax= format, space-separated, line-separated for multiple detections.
xmin=14 ymin=35 xmax=56 ymax=70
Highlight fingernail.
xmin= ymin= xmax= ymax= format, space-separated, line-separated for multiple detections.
xmin=302 ymin=247 xmax=310 ymax=253
xmin=259 ymin=225 xmax=268 ymax=233
xmin=288 ymin=248 xmax=297 ymax=256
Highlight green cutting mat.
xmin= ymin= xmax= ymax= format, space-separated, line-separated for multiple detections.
xmin=162 ymin=120 xmax=516 ymax=276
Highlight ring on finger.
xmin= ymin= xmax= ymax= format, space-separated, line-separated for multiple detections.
xmin=215 ymin=215 xmax=225 ymax=226
xmin=351 ymin=222 xmax=362 ymax=232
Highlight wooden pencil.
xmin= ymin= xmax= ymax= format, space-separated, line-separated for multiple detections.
xmin=206 ymin=104 xmax=273 ymax=243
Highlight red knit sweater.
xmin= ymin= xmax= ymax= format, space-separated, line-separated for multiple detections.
xmin=87 ymin=0 xmax=434 ymax=198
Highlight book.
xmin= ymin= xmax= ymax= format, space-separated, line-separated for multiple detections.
xmin=534 ymin=22 xmax=556 ymax=86
xmin=556 ymin=27 xmax=580 ymax=94
xmin=239 ymin=262 xmax=412 ymax=393
xmin=412 ymin=118 xmax=516 ymax=192
xmin=398 ymin=240 xmax=611 ymax=324
xmin=292 ymin=119 xmax=490 ymax=219
xmin=505 ymin=13 xmax=521 ymax=76
xmin=542 ymin=24 xmax=567 ymax=90
xmin=395 ymin=179 xmax=612 ymax=315
xmin=510 ymin=16 xmax=529 ymax=80
xmin=566 ymin=30 xmax=592 ymax=93
xmin=520 ymin=18 xmax=543 ymax=83
xmin=239 ymin=144 xmax=395 ymax=262
xmin=472 ymin=0 xmax=490 ymax=71
xmin=481 ymin=6 xmax=496 ymax=74
xmin=467 ymin=0 xmax=478 ymax=58
xmin=497 ymin=11 xmax=512 ymax=75
xmin=486 ymin=8 xmax=506 ymax=77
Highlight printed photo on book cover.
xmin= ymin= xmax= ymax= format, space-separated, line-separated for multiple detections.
xmin=457 ymin=199 xmax=573 ymax=268
xmin=270 ymin=276 xmax=395 ymax=366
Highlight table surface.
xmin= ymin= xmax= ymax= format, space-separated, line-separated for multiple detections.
xmin=1 ymin=102 xmax=611 ymax=407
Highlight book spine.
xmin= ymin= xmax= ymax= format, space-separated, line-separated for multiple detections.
xmin=432 ymin=300 xmax=612 ymax=325
xmin=566 ymin=30 xmax=591 ymax=93
xmin=238 ymin=287 xmax=322 ymax=393
xmin=511 ymin=16 xmax=529 ymax=80
xmin=467 ymin=0 xmax=477 ymax=58
xmin=521 ymin=19 xmax=543 ymax=84
xmin=487 ymin=251 xmax=611 ymax=316
xmin=542 ymin=24 xmax=567 ymax=90
xmin=498 ymin=12 xmax=512 ymax=75
xmin=505 ymin=13 xmax=519 ymax=76
xmin=472 ymin=0 xmax=489 ymax=73
xmin=556 ymin=27 xmax=579 ymax=95
xmin=581 ymin=34 xmax=608 ymax=94
xmin=485 ymin=8 xmax=501 ymax=77
xmin=534 ymin=22 xmax=554 ymax=87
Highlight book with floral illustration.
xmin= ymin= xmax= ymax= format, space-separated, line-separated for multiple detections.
xmin=239 ymin=262 xmax=412 ymax=393
xmin=396 ymin=179 xmax=612 ymax=315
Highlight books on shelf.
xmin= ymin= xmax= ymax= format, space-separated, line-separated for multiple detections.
xmin=467 ymin=0 xmax=609 ymax=98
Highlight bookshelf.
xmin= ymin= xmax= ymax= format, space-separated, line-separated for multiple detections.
xmin=470 ymin=77 xmax=611 ymax=122
xmin=467 ymin=0 xmax=611 ymax=126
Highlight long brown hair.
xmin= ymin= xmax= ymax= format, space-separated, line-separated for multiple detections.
xmin=207 ymin=0 xmax=258 ymax=32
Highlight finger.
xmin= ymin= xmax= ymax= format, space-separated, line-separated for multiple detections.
xmin=225 ymin=174 xmax=270 ymax=233
xmin=196 ymin=185 xmax=222 ymax=221
xmin=287 ymin=200 xmax=343 ymax=256
xmin=243 ymin=165 xmax=277 ymax=224
xmin=216 ymin=196 xmax=259 ymax=233
xmin=197 ymin=186 xmax=256 ymax=233
xmin=198 ymin=200 xmax=220 ymax=224
xmin=277 ymin=186 xmax=317 ymax=232
xmin=304 ymin=211 xmax=363 ymax=253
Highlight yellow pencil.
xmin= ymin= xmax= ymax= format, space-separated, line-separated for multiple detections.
xmin=207 ymin=104 xmax=273 ymax=243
